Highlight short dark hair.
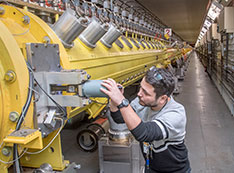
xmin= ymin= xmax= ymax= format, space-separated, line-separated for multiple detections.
xmin=145 ymin=67 xmax=175 ymax=99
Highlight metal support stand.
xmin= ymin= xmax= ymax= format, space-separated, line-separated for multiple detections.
xmin=98 ymin=136 xmax=144 ymax=173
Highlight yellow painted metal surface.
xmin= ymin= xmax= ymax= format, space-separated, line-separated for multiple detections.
xmin=0 ymin=18 xmax=34 ymax=170
xmin=20 ymin=134 xmax=68 ymax=171
xmin=0 ymin=5 xmax=68 ymax=171
xmin=4 ymin=130 xmax=43 ymax=149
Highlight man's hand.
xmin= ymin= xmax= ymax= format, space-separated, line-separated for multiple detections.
xmin=102 ymin=79 xmax=141 ymax=131
xmin=101 ymin=78 xmax=125 ymax=107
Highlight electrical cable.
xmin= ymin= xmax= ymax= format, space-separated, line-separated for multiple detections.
xmin=33 ymin=78 xmax=67 ymax=117
xmin=26 ymin=63 xmax=67 ymax=117
xmin=0 ymin=140 xmax=28 ymax=164
xmin=12 ymin=61 xmax=34 ymax=173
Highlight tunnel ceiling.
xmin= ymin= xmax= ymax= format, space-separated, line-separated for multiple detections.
xmin=135 ymin=0 xmax=210 ymax=44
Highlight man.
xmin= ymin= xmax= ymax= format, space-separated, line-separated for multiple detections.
xmin=101 ymin=66 xmax=190 ymax=173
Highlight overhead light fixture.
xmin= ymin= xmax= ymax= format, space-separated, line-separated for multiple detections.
xmin=207 ymin=1 xmax=222 ymax=21
xmin=195 ymin=1 xmax=223 ymax=47
xmin=204 ymin=19 xmax=212 ymax=28
xmin=200 ymin=31 xmax=205 ymax=36
xmin=201 ymin=27 xmax=208 ymax=33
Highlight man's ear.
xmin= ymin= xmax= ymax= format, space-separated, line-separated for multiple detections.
xmin=158 ymin=95 xmax=168 ymax=104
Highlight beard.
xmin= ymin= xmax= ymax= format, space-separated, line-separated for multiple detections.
xmin=138 ymin=96 xmax=158 ymax=108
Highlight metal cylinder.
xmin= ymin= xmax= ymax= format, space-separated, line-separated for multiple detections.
xmin=79 ymin=19 xmax=109 ymax=48
xmin=107 ymin=110 xmax=131 ymax=143
xmin=100 ymin=24 xmax=122 ymax=48
xmin=77 ymin=118 xmax=109 ymax=152
xmin=82 ymin=80 xmax=108 ymax=98
xmin=52 ymin=8 xmax=87 ymax=48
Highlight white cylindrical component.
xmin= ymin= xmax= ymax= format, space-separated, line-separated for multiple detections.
xmin=134 ymin=17 xmax=139 ymax=23
xmin=113 ymin=6 xmax=119 ymax=13
xmin=82 ymin=80 xmax=108 ymax=97
xmin=52 ymin=8 xmax=87 ymax=48
xmin=79 ymin=19 xmax=109 ymax=48
xmin=103 ymin=1 xmax=110 ymax=9
xmin=100 ymin=24 xmax=122 ymax=48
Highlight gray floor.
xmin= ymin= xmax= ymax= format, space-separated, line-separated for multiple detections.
xmin=61 ymin=51 xmax=234 ymax=173
xmin=174 ymin=52 xmax=234 ymax=173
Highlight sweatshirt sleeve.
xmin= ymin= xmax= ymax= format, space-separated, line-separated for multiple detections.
xmin=130 ymin=119 xmax=169 ymax=142
xmin=110 ymin=110 xmax=125 ymax=123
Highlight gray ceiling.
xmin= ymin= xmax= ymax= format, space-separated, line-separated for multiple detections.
xmin=136 ymin=0 xmax=210 ymax=44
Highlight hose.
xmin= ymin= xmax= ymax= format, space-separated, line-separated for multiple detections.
xmin=13 ymin=62 xmax=34 ymax=173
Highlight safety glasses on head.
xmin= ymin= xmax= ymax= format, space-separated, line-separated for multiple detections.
xmin=149 ymin=66 xmax=164 ymax=82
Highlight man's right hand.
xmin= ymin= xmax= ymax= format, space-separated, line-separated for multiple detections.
xmin=100 ymin=78 xmax=125 ymax=107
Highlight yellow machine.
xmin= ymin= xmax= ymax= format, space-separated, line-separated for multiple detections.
xmin=0 ymin=1 xmax=190 ymax=172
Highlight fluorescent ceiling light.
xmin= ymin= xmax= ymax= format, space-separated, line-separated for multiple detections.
xmin=207 ymin=2 xmax=222 ymax=21
xmin=202 ymin=27 xmax=207 ymax=33
xmin=204 ymin=19 xmax=212 ymax=28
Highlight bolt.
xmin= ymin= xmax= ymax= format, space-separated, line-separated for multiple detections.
xmin=2 ymin=147 xmax=11 ymax=156
xmin=9 ymin=111 xmax=19 ymax=122
xmin=43 ymin=36 xmax=51 ymax=44
xmin=20 ymin=130 xmax=28 ymax=137
xmin=42 ymin=132 xmax=47 ymax=137
xmin=65 ymin=162 xmax=69 ymax=168
xmin=74 ymin=164 xmax=81 ymax=169
xmin=0 ymin=7 xmax=5 ymax=15
xmin=87 ymin=74 xmax=91 ymax=79
xmin=4 ymin=70 xmax=16 ymax=83
xmin=22 ymin=15 xmax=30 ymax=24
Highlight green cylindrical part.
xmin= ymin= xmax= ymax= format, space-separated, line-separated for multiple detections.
xmin=82 ymin=80 xmax=108 ymax=98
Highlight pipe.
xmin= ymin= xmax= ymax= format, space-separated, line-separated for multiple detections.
xmin=107 ymin=110 xmax=131 ymax=143
xmin=76 ymin=118 xmax=109 ymax=152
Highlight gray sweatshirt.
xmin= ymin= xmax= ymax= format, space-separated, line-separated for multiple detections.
xmin=111 ymin=96 xmax=190 ymax=173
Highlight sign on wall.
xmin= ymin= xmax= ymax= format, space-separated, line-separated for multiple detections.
xmin=164 ymin=28 xmax=172 ymax=40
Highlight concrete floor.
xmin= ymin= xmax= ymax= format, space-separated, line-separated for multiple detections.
xmin=174 ymin=52 xmax=234 ymax=173
xmin=61 ymin=51 xmax=234 ymax=173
